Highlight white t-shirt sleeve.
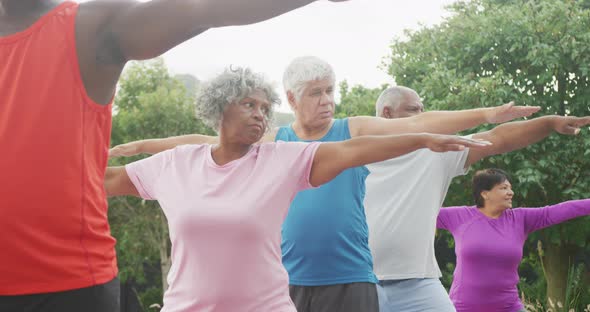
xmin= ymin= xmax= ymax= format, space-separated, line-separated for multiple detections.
xmin=273 ymin=141 xmax=321 ymax=191
xmin=125 ymin=149 xmax=175 ymax=200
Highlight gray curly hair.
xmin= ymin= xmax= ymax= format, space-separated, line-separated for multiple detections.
xmin=196 ymin=67 xmax=280 ymax=131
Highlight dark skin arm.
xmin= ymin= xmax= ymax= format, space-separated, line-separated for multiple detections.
xmin=104 ymin=166 xmax=140 ymax=197
xmin=309 ymin=133 xmax=490 ymax=187
xmin=75 ymin=0 xmax=346 ymax=105
xmin=466 ymin=115 xmax=590 ymax=167
xmin=105 ymin=133 xmax=490 ymax=195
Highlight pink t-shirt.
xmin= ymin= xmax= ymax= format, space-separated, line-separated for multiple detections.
xmin=125 ymin=142 xmax=320 ymax=312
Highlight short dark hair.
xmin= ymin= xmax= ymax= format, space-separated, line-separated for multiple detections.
xmin=472 ymin=168 xmax=511 ymax=208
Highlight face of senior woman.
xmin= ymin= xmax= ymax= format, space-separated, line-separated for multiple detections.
xmin=219 ymin=89 xmax=272 ymax=145
xmin=481 ymin=180 xmax=514 ymax=211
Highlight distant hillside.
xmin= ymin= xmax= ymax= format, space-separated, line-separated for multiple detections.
xmin=175 ymin=73 xmax=200 ymax=97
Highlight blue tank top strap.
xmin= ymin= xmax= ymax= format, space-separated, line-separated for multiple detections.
xmin=275 ymin=118 xmax=351 ymax=142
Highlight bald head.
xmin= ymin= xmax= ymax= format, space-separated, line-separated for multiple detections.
xmin=375 ymin=86 xmax=424 ymax=119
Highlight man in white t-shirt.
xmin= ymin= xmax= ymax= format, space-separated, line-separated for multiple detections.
xmin=365 ymin=86 xmax=590 ymax=312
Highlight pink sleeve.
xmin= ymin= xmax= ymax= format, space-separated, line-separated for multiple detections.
xmin=518 ymin=199 xmax=590 ymax=233
xmin=437 ymin=206 xmax=471 ymax=232
xmin=273 ymin=141 xmax=321 ymax=191
xmin=125 ymin=149 xmax=174 ymax=200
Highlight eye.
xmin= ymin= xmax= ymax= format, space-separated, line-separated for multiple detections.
xmin=326 ymin=88 xmax=334 ymax=95
xmin=243 ymin=101 xmax=254 ymax=108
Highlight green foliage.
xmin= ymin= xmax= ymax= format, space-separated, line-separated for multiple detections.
xmin=383 ymin=0 xmax=590 ymax=307
xmin=335 ymin=81 xmax=387 ymax=118
xmin=109 ymin=58 xmax=213 ymax=308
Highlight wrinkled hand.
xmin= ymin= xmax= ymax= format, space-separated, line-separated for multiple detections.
xmin=109 ymin=142 xmax=139 ymax=158
xmin=485 ymin=102 xmax=541 ymax=124
xmin=424 ymin=134 xmax=492 ymax=153
xmin=552 ymin=116 xmax=590 ymax=135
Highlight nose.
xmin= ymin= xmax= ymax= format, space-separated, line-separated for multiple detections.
xmin=252 ymin=106 xmax=264 ymax=121
xmin=318 ymin=91 xmax=334 ymax=106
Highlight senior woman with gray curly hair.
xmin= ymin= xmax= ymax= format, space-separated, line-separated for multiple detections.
xmin=103 ymin=67 xmax=489 ymax=312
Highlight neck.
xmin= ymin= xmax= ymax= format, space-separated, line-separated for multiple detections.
xmin=479 ymin=205 xmax=504 ymax=219
xmin=211 ymin=139 xmax=252 ymax=166
xmin=292 ymin=119 xmax=333 ymax=140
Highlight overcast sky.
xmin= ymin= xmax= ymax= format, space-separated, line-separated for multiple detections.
xmin=78 ymin=0 xmax=457 ymax=110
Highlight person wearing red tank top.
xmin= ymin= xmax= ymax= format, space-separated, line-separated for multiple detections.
xmin=0 ymin=1 xmax=350 ymax=311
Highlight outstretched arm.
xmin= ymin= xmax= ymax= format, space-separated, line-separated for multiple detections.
xmin=94 ymin=0 xmax=342 ymax=62
xmin=309 ymin=134 xmax=490 ymax=186
xmin=109 ymin=129 xmax=278 ymax=158
xmin=520 ymin=199 xmax=590 ymax=233
xmin=104 ymin=167 xmax=140 ymax=197
xmin=466 ymin=115 xmax=590 ymax=167
xmin=109 ymin=134 xmax=218 ymax=158
xmin=77 ymin=0 xmax=347 ymax=104
xmin=350 ymin=102 xmax=540 ymax=137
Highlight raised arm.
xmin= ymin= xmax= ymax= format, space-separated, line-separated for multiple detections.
xmin=350 ymin=102 xmax=540 ymax=137
xmin=109 ymin=134 xmax=218 ymax=158
xmin=309 ymin=134 xmax=490 ymax=186
xmin=520 ymin=199 xmax=590 ymax=233
xmin=109 ymin=129 xmax=278 ymax=158
xmin=466 ymin=115 xmax=590 ymax=167
xmin=104 ymin=167 xmax=140 ymax=197
xmin=76 ymin=0 xmax=347 ymax=104
xmin=92 ymin=0 xmax=340 ymax=62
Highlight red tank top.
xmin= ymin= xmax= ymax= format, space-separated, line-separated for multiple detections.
xmin=0 ymin=2 xmax=117 ymax=295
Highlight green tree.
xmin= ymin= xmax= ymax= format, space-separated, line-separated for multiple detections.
xmin=335 ymin=81 xmax=387 ymax=118
xmin=384 ymin=0 xmax=590 ymax=309
xmin=109 ymin=58 xmax=213 ymax=308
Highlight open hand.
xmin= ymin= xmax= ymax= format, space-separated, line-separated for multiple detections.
xmin=109 ymin=142 xmax=139 ymax=158
xmin=552 ymin=116 xmax=590 ymax=135
xmin=485 ymin=102 xmax=541 ymax=124
xmin=424 ymin=134 xmax=492 ymax=153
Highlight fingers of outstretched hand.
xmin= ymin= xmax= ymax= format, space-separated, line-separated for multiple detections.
xmin=560 ymin=125 xmax=580 ymax=135
xmin=108 ymin=148 xmax=120 ymax=158
xmin=108 ymin=146 xmax=128 ymax=158
xmin=458 ymin=137 xmax=492 ymax=147
xmin=575 ymin=116 xmax=590 ymax=127
xmin=443 ymin=144 xmax=466 ymax=152
xmin=514 ymin=105 xmax=541 ymax=117
xmin=489 ymin=102 xmax=540 ymax=123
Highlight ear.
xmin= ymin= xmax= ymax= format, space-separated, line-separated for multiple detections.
xmin=481 ymin=191 xmax=489 ymax=200
xmin=287 ymin=91 xmax=297 ymax=111
xmin=382 ymin=106 xmax=392 ymax=118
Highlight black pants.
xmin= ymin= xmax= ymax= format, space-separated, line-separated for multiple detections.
xmin=290 ymin=282 xmax=379 ymax=312
xmin=0 ymin=277 xmax=120 ymax=312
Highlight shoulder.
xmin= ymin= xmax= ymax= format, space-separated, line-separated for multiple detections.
xmin=441 ymin=205 xmax=474 ymax=214
xmin=163 ymin=144 xmax=209 ymax=161
xmin=77 ymin=0 xmax=137 ymax=31
xmin=259 ymin=141 xmax=315 ymax=152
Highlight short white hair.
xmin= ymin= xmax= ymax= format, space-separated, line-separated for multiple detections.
xmin=282 ymin=56 xmax=335 ymax=101
xmin=375 ymin=86 xmax=413 ymax=117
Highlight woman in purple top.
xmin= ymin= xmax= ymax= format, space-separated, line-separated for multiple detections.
xmin=437 ymin=168 xmax=590 ymax=312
